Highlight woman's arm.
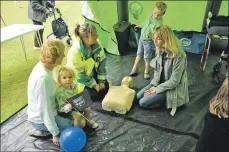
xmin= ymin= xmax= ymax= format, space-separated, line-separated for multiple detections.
xmin=73 ymin=52 xmax=97 ymax=88
xmin=150 ymin=56 xmax=160 ymax=87
xmin=77 ymin=72 xmax=97 ymax=88
xmin=96 ymin=41 xmax=107 ymax=83
xmin=36 ymin=77 xmax=59 ymax=136
xmin=156 ymin=54 xmax=186 ymax=94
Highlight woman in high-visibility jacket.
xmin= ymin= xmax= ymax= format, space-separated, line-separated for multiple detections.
xmin=66 ymin=23 xmax=108 ymax=101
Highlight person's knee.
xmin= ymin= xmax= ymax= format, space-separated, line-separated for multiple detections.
xmin=72 ymin=112 xmax=81 ymax=119
xmin=144 ymin=59 xmax=151 ymax=65
xmin=79 ymin=118 xmax=86 ymax=128
xmin=136 ymin=92 xmax=143 ymax=100
xmin=144 ymin=54 xmax=152 ymax=62
xmin=144 ymin=50 xmax=154 ymax=61
xmin=136 ymin=52 xmax=143 ymax=58
xmin=139 ymin=99 xmax=148 ymax=108
xmin=84 ymin=107 xmax=91 ymax=112
xmin=137 ymin=48 xmax=144 ymax=57
xmin=84 ymin=108 xmax=91 ymax=116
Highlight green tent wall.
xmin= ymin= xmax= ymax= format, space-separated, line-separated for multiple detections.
xmin=81 ymin=1 xmax=228 ymax=55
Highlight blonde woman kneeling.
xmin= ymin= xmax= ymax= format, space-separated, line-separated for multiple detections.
xmin=136 ymin=25 xmax=189 ymax=116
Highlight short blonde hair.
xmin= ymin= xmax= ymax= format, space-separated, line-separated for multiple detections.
xmin=209 ymin=78 xmax=228 ymax=118
xmin=57 ymin=67 xmax=76 ymax=88
xmin=121 ymin=76 xmax=134 ymax=88
xmin=40 ymin=38 xmax=65 ymax=64
xmin=154 ymin=1 xmax=167 ymax=15
xmin=153 ymin=25 xmax=184 ymax=57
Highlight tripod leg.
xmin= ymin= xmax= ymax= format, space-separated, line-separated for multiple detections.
xmin=1 ymin=16 xmax=6 ymax=26
xmin=200 ymin=34 xmax=211 ymax=71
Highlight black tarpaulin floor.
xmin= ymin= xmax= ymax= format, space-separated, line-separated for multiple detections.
xmin=1 ymin=49 xmax=224 ymax=151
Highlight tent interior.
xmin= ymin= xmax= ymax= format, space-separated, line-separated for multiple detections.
xmin=1 ymin=1 xmax=228 ymax=151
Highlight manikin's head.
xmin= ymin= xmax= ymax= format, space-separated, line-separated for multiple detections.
xmin=121 ymin=76 xmax=134 ymax=88
xmin=57 ymin=67 xmax=76 ymax=89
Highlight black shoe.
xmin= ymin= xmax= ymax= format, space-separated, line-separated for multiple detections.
xmin=129 ymin=69 xmax=138 ymax=76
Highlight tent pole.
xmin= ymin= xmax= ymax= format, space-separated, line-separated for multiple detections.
xmin=114 ymin=1 xmax=131 ymax=55
xmin=117 ymin=1 xmax=129 ymax=22
xmin=201 ymin=0 xmax=222 ymax=32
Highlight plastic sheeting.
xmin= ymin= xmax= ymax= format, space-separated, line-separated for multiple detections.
xmin=1 ymin=50 xmax=223 ymax=151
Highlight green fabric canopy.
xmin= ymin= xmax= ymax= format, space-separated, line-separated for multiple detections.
xmin=80 ymin=1 xmax=228 ymax=55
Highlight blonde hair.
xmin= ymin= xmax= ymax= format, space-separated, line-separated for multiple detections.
xmin=154 ymin=1 xmax=167 ymax=15
xmin=121 ymin=76 xmax=134 ymax=88
xmin=209 ymin=78 xmax=228 ymax=118
xmin=57 ymin=67 xmax=76 ymax=88
xmin=153 ymin=25 xmax=183 ymax=57
xmin=74 ymin=23 xmax=97 ymax=40
xmin=40 ymin=38 xmax=65 ymax=64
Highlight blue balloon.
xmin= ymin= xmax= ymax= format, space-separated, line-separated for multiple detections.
xmin=60 ymin=127 xmax=87 ymax=152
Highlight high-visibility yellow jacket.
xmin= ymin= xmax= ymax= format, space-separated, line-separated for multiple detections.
xmin=66 ymin=36 xmax=106 ymax=93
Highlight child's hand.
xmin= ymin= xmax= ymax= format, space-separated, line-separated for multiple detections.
xmin=99 ymin=83 xmax=105 ymax=90
xmin=68 ymin=104 xmax=72 ymax=110
xmin=135 ymin=24 xmax=141 ymax=28
xmin=94 ymin=84 xmax=100 ymax=92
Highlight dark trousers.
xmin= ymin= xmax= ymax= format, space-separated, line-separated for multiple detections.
xmin=85 ymin=81 xmax=109 ymax=102
xmin=32 ymin=20 xmax=44 ymax=47
xmin=85 ymin=68 xmax=109 ymax=102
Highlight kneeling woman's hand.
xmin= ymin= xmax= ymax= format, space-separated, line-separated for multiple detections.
xmin=94 ymin=84 xmax=100 ymax=92
xmin=53 ymin=136 xmax=59 ymax=146
xmin=144 ymin=87 xmax=156 ymax=96
xmin=99 ymin=83 xmax=105 ymax=90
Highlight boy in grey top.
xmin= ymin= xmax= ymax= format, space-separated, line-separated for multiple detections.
xmin=129 ymin=2 xmax=167 ymax=79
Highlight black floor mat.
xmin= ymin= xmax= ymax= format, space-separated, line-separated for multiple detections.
xmin=1 ymin=49 xmax=223 ymax=151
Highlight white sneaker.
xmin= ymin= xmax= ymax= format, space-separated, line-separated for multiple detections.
xmin=34 ymin=46 xmax=41 ymax=50
xmin=144 ymin=73 xmax=150 ymax=79
xmin=28 ymin=128 xmax=51 ymax=137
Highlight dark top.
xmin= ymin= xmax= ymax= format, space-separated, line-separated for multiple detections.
xmin=195 ymin=110 xmax=229 ymax=152
xmin=159 ymin=52 xmax=167 ymax=84
xmin=28 ymin=0 xmax=55 ymax=22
